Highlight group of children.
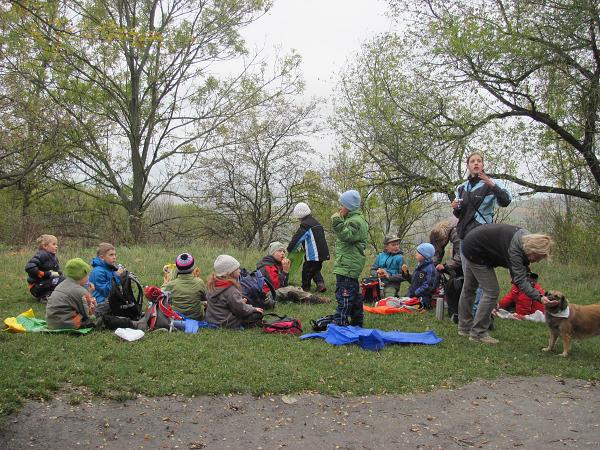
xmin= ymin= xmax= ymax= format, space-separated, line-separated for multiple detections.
xmin=24 ymin=187 xmax=543 ymax=332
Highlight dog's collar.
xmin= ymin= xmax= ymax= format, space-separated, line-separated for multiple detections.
xmin=548 ymin=305 xmax=570 ymax=318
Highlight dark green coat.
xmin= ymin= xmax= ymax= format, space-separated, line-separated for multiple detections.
xmin=331 ymin=210 xmax=369 ymax=279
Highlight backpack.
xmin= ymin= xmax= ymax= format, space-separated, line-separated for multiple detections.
xmin=310 ymin=314 xmax=338 ymax=332
xmin=239 ymin=268 xmax=276 ymax=309
xmin=107 ymin=270 xmax=144 ymax=320
xmin=262 ymin=313 xmax=302 ymax=335
xmin=144 ymin=290 xmax=183 ymax=332
xmin=361 ymin=277 xmax=381 ymax=304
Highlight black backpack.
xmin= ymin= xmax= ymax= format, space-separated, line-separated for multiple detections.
xmin=107 ymin=270 xmax=144 ymax=320
xmin=310 ymin=314 xmax=338 ymax=332
xmin=239 ymin=268 xmax=276 ymax=309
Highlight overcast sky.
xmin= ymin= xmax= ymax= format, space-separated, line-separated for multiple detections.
xmin=238 ymin=0 xmax=394 ymax=154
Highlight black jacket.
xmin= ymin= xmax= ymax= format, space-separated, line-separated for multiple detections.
xmin=25 ymin=250 xmax=61 ymax=284
xmin=286 ymin=215 xmax=330 ymax=262
xmin=462 ymin=224 xmax=542 ymax=302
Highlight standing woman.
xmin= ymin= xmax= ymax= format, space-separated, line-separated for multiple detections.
xmin=458 ymin=224 xmax=553 ymax=344
xmin=452 ymin=153 xmax=512 ymax=240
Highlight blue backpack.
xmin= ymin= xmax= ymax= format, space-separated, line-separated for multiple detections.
xmin=239 ymin=268 xmax=276 ymax=309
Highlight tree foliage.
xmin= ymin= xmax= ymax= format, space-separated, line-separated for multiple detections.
xmin=387 ymin=0 xmax=600 ymax=201
xmin=4 ymin=0 xmax=303 ymax=242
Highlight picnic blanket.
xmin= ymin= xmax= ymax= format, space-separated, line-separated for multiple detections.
xmin=363 ymin=297 xmax=422 ymax=315
xmin=300 ymin=324 xmax=443 ymax=351
xmin=3 ymin=308 xmax=93 ymax=334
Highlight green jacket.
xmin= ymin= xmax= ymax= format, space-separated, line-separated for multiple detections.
xmin=162 ymin=273 xmax=207 ymax=320
xmin=331 ymin=210 xmax=369 ymax=278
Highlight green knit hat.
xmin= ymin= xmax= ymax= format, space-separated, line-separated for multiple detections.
xmin=64 ymin=258 xmax=92 ymax=281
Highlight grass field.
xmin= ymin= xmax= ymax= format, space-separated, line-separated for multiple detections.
xmin=1 ymin=245 xmax=600 ymax=420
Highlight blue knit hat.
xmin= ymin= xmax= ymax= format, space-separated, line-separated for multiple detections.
xmin=416 ymin=243 xmax=435 ymax=260
xmin=339 ymin=190 xmax=361 ymax=211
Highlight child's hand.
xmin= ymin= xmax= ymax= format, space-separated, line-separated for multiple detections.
xmin=242 ymin=297 xmax=248 ymax=304
xmin=376 ymin=268 xmax=388 ymax=278
xmin=116 ymin=266 xmax=125 ymax=275
xmin=435 ymin=264 xmax=445 ymax=272
xmin=192 ymin=267 xmax=201 ymax=278
xmin=281 ymin=258 xmax=291 ymax=273
xmin=88 ymin=282 xmax=95 ymax=293
xmin=255 ymin=307 xmax=264 ymax=314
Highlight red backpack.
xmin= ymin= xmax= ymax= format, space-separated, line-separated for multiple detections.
xmin=143 ymin=286 xmax=183 ymax=332
xmin=262 ymin=313 xmax=302 ymax=335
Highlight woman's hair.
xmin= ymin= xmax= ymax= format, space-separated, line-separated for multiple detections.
xmin=206 ymin=272 xmax=240 ymax=291
xmin=96 ymin=242 xmax=115 ymax=256
xmin=466 ymin=152 xmax=484 ymax=165
xmin=36 ymin=234 xmax=57 ymax=249
xmin=521 ymin=234 xmax=554 ymax=260
xmin=429 ymin=217 xmax=458 ymax=247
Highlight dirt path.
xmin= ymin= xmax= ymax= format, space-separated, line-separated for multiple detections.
xmin=1 ymin=377 xmax=599 ymax=449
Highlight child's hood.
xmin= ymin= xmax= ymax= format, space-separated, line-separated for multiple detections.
xmin=91 ymin=256 xmax=114 ymax=269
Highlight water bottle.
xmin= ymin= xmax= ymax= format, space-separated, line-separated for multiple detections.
xmin=435 ymin=288 xmax=445 ymax=320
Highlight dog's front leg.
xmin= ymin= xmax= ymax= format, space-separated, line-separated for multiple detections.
xmin=542 ymin=329 xmax=559 ymax=352
xmin=559 ymin=332 xmax=571 ymax=357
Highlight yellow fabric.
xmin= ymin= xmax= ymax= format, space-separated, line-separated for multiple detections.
xmin=3 ymin=308 xmax=35 ymax=333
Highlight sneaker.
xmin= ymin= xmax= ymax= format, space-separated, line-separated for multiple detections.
xmin=458 ymin=329 xmax=469 ymax=336
xmin=469 ymin=335 xmax=499 ymax=345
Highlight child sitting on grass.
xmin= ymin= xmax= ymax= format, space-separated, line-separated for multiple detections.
xmin=205 ymin=255 xmax=264 ymax=329
xmin=405 ymin=243 xmax=439 ymax=309
xmin=257 ymin=242 xmax=327 ymax=304
xmin=161 ymin=252 xmax=207 ymax=321
xmin=370 ymin=234 xmax=409 ymax=298
xmin=497 ymin=272 xmax=545 ymax=316
xmin=25 ymin=234 xmax=64 ymax=304
xmin=46 ymin=258 xmax=96 ymax=330
xmin=89 ymin=243 xmax=124 ymax=313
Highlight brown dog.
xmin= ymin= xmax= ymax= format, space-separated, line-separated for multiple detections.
xmin=542 ymin=290 xmax=600 ymax=357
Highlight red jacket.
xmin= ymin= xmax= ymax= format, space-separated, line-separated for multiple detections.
xmin=498 ymin=281 xmax=545 ymax=316
xmin=256 ymin=255 xmax=288 ymax=293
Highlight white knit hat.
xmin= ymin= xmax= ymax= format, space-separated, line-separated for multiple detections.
xmin=292 ymin=202 xmax=311 ymax=219
xmin=214 ymin=254 xmax=240 ymax=277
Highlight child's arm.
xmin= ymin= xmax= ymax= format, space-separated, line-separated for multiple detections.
xmin=227 ymin=290 xmax=261 ymax=318
xmin=331 ymin=214 xmax=364 ymax=244
xmin=25 ymin=253 xmax=49 ymax=279
xmin=89 ymin=269 xmax=113 ymax=299
xmin=287 ymin=225 xmax=307 ymax=253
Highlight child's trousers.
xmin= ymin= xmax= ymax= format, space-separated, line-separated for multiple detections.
xmin=334 ymin=275 xmax=363 ymax=327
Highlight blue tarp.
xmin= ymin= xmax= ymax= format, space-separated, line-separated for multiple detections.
xmin=300 ymin=324 xmax=443 ymax=351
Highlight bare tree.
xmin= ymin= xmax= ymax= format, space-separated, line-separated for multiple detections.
xmin=192 ymin=95 xmax=318 ymax=248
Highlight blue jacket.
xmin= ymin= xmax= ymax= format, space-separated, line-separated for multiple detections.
xmin=89 ymin=256 xmax=120 ymax=304
xmin=454 ymin=176 xmax=511 ymax=239
xmin=406 ymin=259 xmax=439 ymax=303
xmin=370 ymin=251 xmax=405 ymax=286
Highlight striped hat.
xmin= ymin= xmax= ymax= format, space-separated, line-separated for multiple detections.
xmin=175 ymin=253 xmax=195 ymax=274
